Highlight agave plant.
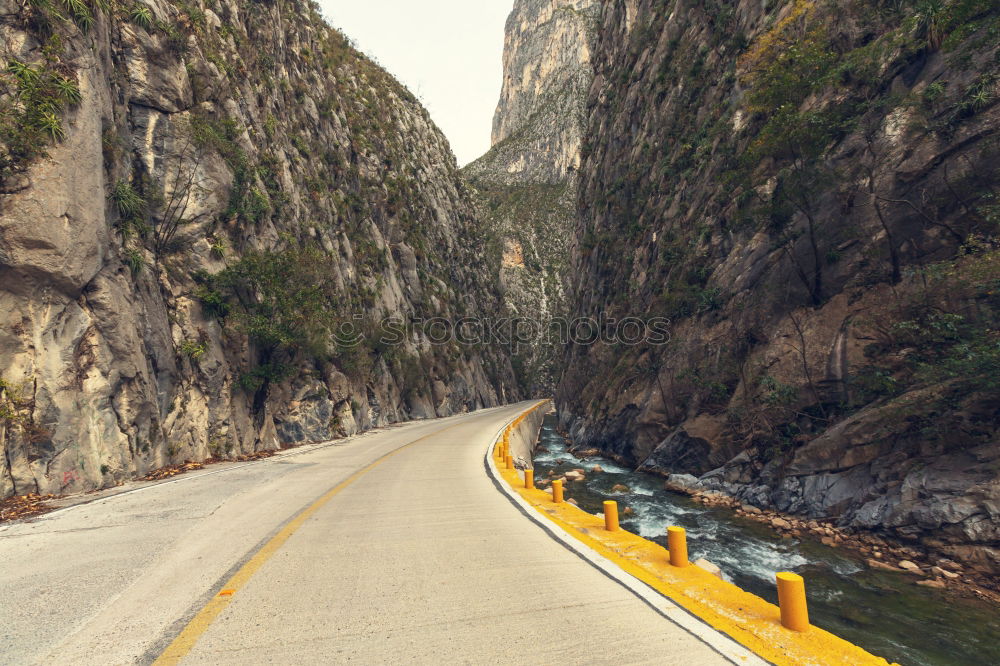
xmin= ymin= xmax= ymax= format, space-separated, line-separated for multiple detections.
xmin=6 ymin=60 xmax=40 ymax=85
xmin=37 ymin=111 xmax=65 ymax=141
xmin=53 ymin=76 xmax=81 ymax=105
xmin=60 ymin=0 xmax=94 ymax=32
xmin=129 ymin=3 xmax=153 ymax=31
xmin=913 ymin=0 xmax=947 ymax=51
xmin=112 ymin=180 xmax=146 ymax=218
xmin=123 ymin=247 xmax=146 ymax=276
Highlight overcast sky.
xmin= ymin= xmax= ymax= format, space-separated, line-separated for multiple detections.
xmin=318 ymin=1 xmax=514 ymax=166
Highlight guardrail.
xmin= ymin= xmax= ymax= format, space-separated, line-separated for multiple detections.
xmin=489 ymin=401 xmax=896 ymax=666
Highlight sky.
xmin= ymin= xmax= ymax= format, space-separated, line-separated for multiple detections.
xmin=318 ymin=1 xmax=515 ymax=166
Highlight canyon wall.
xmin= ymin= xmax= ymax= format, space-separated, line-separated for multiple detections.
xmin=559 ymin=0 xmax=1000 ymax=574
xmin=0 ymin=0 xmax=517 ymax=497
xmin=464 ymin=0 xmax=598 ymax=394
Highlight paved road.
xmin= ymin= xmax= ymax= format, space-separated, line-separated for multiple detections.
xmin=1 ymin=402 xmax=741 ymax=665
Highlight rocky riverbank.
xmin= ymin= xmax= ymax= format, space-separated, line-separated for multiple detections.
xmin=664 ymin=474 xmax=1000 ymax=605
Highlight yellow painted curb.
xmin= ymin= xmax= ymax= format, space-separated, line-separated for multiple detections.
xmin=493 ymin=403 xmax=898 ymax=666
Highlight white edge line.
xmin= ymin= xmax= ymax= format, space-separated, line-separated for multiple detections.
xmin=484 ymin=403 xmax=770 ymax=666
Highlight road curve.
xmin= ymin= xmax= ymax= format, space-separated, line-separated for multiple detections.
xmin=1 ymin=402 xmax=738 ymax=665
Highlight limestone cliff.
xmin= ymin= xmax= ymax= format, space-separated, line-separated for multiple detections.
xmin=559 ymin=0 xmax=1000 ymax=574
xmin=464 ymin=0 xmax=598 ymax=394
xmin=0 ymin=0 xmax=517 ymax=498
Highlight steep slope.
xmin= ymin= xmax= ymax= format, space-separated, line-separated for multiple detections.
xmin=0 ymin=0 xmax=517 ymax=498
xmin=559 ymin=0 xmax=1000 ymax=574
xmin=464 ymin=0 xmax=598 ymax=395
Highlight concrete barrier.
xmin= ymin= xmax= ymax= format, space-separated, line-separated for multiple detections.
xmin=505 ymin=401 xmax=549 ymax=470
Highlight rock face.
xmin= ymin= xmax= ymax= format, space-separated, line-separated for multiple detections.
xmin=0 ymin=0 xmax=517 ymax=497
xmin=464 ymin=0 xmax=598 ymax=393
xmin=484 ymin=0 xmax=597 ymax=184
xmin=558 ymin=1 xmax=1000 ymax=572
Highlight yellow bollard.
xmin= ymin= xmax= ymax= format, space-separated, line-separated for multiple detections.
xmin=551 ymin=479 xmax=564 ymax=503
xmin=604 ymin=501 xmax=619 ymax=532
xmin=525 ymin=469 xmax=534 ymax=489
xmin=667 ymin=527 xmax=690 ymax=567
xmin=776 ymin=572 xmax=810 ymax=632
xmin=505 ymin=454 xmax=513 ymax=470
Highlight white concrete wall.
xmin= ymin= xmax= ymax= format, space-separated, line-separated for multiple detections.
xmin=508 ymin=400 xmax=552 ymax=470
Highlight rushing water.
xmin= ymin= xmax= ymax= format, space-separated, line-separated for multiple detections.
xmin=532 ymin=416 xmax=1000 ymax=666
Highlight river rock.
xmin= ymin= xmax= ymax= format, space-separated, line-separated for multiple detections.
xmin=694 ymin=559 xmax=723 ymax=579
xmin=917 ymin=579 xmax=947 ymax=589
xmin=611 ymin=484 xmax=630 ymax=494
xmin=898 ymin=560 xmax=922 ymax=574
xmin=664 ymin=474 xmax=704 ymax=495
xmin=591 ymin=465 xmax=604 ymax=474
xmin=771 ymin=517 xmax=792 ymax=530
xmin=564 ymin=470 xmax=586 ymax=482
xmin=868 ymin=558 xmax=900 ymax=572
xmin=567 ymin=498 xmax=579 ymax=506
xmin=741 ymin=504 xmax=763 ymax=515
xmin=938 ymin=559 xmax=963 ymax=572
xmin=931 ymin=566 xmax=960 ymax=580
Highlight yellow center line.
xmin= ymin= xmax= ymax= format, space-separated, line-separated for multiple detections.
xmin=154 ymin=417 xmax=470 ymax=665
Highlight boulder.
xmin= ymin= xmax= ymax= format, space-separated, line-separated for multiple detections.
xmin=694 ymin=558 xmax=723 ymax=579
xmin=664 ymin=473 xmax=704 ymax=495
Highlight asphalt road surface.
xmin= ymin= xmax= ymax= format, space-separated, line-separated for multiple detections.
xmin=1 ymin=402 xmax=748 ymax=665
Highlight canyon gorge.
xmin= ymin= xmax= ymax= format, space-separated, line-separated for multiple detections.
xmin=3 ymin=0 xmax=999 ymax=585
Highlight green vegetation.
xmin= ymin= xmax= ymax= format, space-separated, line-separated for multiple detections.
xmin=197 ymin=243 xmax=341 ymax=356
xmin=0 ymin=36 xmax=81 ymax=180
xmin=178 ymin=339 xmax=207 ymax=360
xmin=569 ymin=0 xmax=1000 ymax=462
xmin=862 ymin=239 xmax=1000 ymax=395
xmin=128 ymin=3 xmax=153 ymax=31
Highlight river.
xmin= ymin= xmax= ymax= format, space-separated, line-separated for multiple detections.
xmin=531 ymin=416 xmax=1000 ymax=666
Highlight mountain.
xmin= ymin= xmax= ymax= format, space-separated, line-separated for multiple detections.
xmin=0 ymin=0 xmax=517 ymax=497
xmin=558 ymin=0 xmax=1000 ymax=575
xmin=464 ymin=0 xmax=599 ymax=395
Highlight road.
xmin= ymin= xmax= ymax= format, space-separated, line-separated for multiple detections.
xmin=1 ymin=402 xmax=747 ymax=665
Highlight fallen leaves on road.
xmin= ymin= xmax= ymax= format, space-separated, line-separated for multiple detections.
xmin=142 ymin=451 xmax=277 ymax=481
xmin=142 ymin=461 xmax=206 ymax=480
xmin=0 ymin=493 xmax=58 ymax=523
xmin=2 ymin=451 xmax=283 ymax=523
xmin=233 ymin=451 xmax=277 ymax=462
